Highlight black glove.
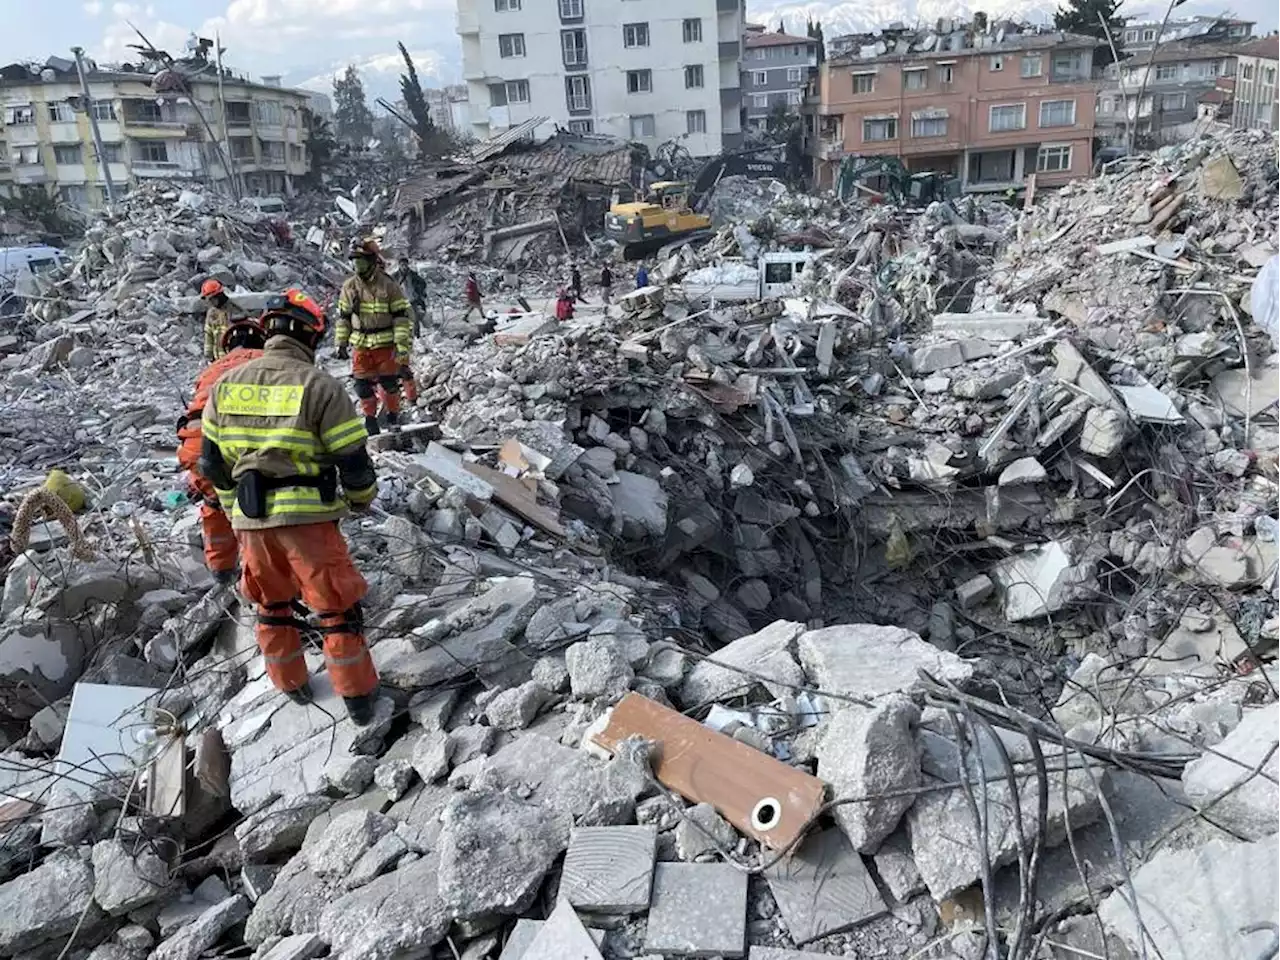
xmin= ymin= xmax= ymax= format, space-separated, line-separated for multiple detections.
xmin=337 ymin=344 xmax=350 ymax=360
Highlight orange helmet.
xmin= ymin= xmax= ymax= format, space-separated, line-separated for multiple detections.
xmin=220 ymin=319 xmax=267 ymax=353
xmin=260 ymin=288 xmax=326 ymax=347
xmin=348 ymin=237 xmax=382 ymax=261
xmin=200 ymin=278 xmax=224 ymax=298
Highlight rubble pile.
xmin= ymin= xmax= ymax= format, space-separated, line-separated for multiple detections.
xmin=0 ymin=127 xmax=1273 ymax=960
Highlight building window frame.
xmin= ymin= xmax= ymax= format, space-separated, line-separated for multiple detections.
xmin=626 ymin=69 xmax=653 ymax=94
xmin=903 ymin=67 xmax=928 ymax=90
xmin=989 ymin=102 xmax=1027 ymax=131
xmin=853 ymin=72 xmax=875 ymax=94
xmin=1161 ymin=92 xmax=1187 ymax=111
xmin=786 ymin=66 xmax=803 ymax=83
xmin=623 ymin=22 xmax=650 ymax=48
xmin=750 ymin=93 xmax=768 ymax=108
xmin=862 ymin=116 xmax=898 ymax=141
xmin=567 ymin=119 xmax=594 ymax=134
xmin=136 ymin=140 xmax=171 ymax=163
xmin=1241 ymin=62 xmax=1255 ymax=80
xmin=53 ymin=143 xmax=82 ymax=164
xmin=938 ymin=63 xmax=955 ymax=82
xmin=48 ymin=101 xmax=76 ymax=123
xmin=91 ymin=101 xmax=117 ymax=121
xmin=629 ymin=113 xmax=655 ymax=138
xmin=686 ymin=109 xmax=706 ymax=134
xmin=558 ymin=0 xmax=583 ymax=17
xmin=565 ymin=75 xmax=591 ymax=112
xmin=754 ymin=70 xmax=768 ymax=86
xmin=911 ymin=115 xmax=947 ymax=137
xmin=1141 ymin=28 xmax=1156 ymax=42
xmin=684 ymin=64 xmax=704 ymax=89
xmin=1038 ymin=98 xmax=1076 ymax=127
xmin=4 ymin=105 xmax=35 ymax=125
xmin=498 ymin=33 xmax=526 ymax=58
xmin=562 ymin=28 xmax=588 ymax=67
xmin=682 ymin=18 xmax=702 ymax=43
xmin=494 ymin=0 xmax=521 ymax=10
xmin=1021 ymin=54 xmax=1043 ymax=78
xmin=786 ymin=89 xmax=801 ymax=105
xmin=1036 ymin=144 xmax=1072 ymax=173
xmin=1155 ymin=63 xmax=1178 ymax=81
xmin=506 ymin=79 xmax=531 ymax=103
xmin=990 ymin=55 xmax=1005 ymax=72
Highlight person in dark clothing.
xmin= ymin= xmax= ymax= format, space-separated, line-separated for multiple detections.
xmin=600 ymin=264 xmax=613 ymax=303
xmin=569 ymin=265 xmax=585 ymax=303
xmin=396 ymin=256 xmax=428 ymax=337
xmin=635 ymin=263 xmax=649 ymax=289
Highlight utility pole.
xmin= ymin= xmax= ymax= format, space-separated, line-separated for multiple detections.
xmin=214 ymin=31 xmax=241 ymax=199
xmin=1097 ymin=11 xmax=1132 ymax=153
xmin=1129 ymin=0 xmax=1189 ymax=152
xmin=70 ymin=46 xmax=117 ymax=205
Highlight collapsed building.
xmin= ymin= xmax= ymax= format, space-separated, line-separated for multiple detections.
xmin=0 ymin=125 xmax=1273 ymax=960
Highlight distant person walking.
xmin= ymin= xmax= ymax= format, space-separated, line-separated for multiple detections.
xmin=635 ymin=263 xmax=649 ymax=289
xmin=599 ymin=264 xmax=613 ymax=303
xmin=569 ymin=265 xmax=585 ymax=303
xmin=462 ymin=271 xmax=483 ymax=321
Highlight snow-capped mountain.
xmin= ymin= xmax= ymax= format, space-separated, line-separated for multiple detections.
xmin=747 ymin=0 xmax=1057 ymax=36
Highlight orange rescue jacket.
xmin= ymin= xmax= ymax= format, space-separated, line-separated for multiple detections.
xmin=177 ymin=347 xmax=264 ymax=473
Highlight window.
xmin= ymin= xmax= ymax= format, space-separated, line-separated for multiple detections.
xmin=686 ymin=109 xmax=706 ymax=133
xmin=91 ymin=101 xmax=116 ymax=121
xmin=562 ymin=29 xmax=587 ymax=66
xmin=494 ymin=0 xmax=520 ymax=9
xmin=1098 ymin=96 xmax=1113 ymax=113
xmin=1051 ymin=53 xmax=1084 ymax=79
xmin=53 ymin=144 xmax=81 ymax=164
xmin=498 ymin=33 xmax=525 ymax=57
xmin=98 ymin=142 xmax=123 ymax=163
xmin=685 ymin=65 xmax=704 ymax=88
xmin=1124 ymin=30 xmax=1137 ymax=42
xmin=488 ymin=82 xmax=508 ymax=106
xmin=567 ymin=119 xmax=594 ymax=134
xmin=4 ymin=105 xmax=34 ymax=125
xmin=229 ymin=137 xmax=255 ymax=159
xmin=990 ymin=103 xmax=1026 ymax=131
xmin=1266 ymin=67 xmax=1277 ymax=85
xmin=1036 ymin=145 xmax=1071 ymax=172
xmin=911 ymin=115 xmax=947 ymax=137
xmin=14 ymin=145 xmax=39 ymax=164
xmin=751 ymin=93 xmax=768 ymax=108
xmin=629 ymin=114 xmax=655 ymax=138
xmin=558 ymin=0 xmax=582 ymax=16
xmin=623 ymin=22 xmax=649 ymax=47
xmin=48 ymin=102 xmax=75 ymax=122
xmin=627 ymin=69 xmax=652 ymax=94
xmin=506 ymin=80 xmax=530 ymax=103
xmin=1039 ymin=99 xmax=1076 ymax=126
xmin=565 ymin=75 xmax=591 ymax=111
xmin=939 ymin=64 xmax=954 ymax=83
xmin=1155 ymin=64 xmax=1178 ymax=81
xmin=904 ymin=68 xmax=927 ymax=90
xmin=990 ymin=55 xmax=1005 ymax=71
xmin=1021 ymin=55 xmax=1043 ymax=78
xmin=683 ymin=18 xmax=702 ymax=43
xmin=1162 ymin=92 xmax=1187 ymax=110
xmin=1242 ymin=63 xmax=1255 ymax=80
xmin=754 ymin=70 xmax=768 ymax=86
xmin=853 ymin=73 xmax=875 ymax=94
xmin=786 ymin=89 xmax=801 ymax=105
xmin=59 ymin=184 xmax=88 ymax=207
xmin=862 ymin=117 xmax=897 ymax=141
xmin=260 ymin=140 xmax=286 ymax=161
xmin=225 ymin=101 xmax=251 ymax=124
xmin=136 ymin=141 xmax=170 ymax=163
xmin=255 ymin=100 xmax=282 ymax=125
xmin=787 ymin=66 xmax=802 ymax=83
xmin=1141 ymin=28 xmax=1156 ymax=41
xmin=288 ymin=144 xmax=304 ymax=162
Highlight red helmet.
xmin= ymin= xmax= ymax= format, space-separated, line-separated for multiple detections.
xmin=200 ymin=278 xmax=224 ymax=298
xmin=220 ymin=319 xmax=267 ymax=353
xmin=260 ymin=288 xmax=326 ymax=347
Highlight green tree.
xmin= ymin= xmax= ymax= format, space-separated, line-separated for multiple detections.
xmin=301 ymin=106 xmax=337 ymax=183
xmin=777 ymin=18 xmax=786 ymax=33
xmin=807 ymin=19 xmax=826 ymax=63
xmin=332 ymin=64 xmax=374 ymax=146
xmin=1053 ymin=0 xmax=1125 ymax=63
xmin=397 ymin=42 xmax=441 ymax=157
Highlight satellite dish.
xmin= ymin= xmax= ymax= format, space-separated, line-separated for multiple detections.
xmin=919 ymin=34 xmax=938 ymax=51
xmin=875 ymin=40 xmax=887 ymax=54
xmin=997 ymin=28 xmax=1006 ymax=43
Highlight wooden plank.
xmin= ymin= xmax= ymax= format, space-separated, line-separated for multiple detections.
xmin=591 ymin=693 xmax=826 ymax=852
xmin=464 ymin=461 xmax=565 ymax=537
xmin=147 ymin=734 xmax=187 ymax=818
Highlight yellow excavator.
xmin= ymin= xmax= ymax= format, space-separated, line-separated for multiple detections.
xmin=604 ymin=181 xmax=712 ymax=259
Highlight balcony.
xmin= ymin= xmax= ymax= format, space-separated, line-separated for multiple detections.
xmin=130 ymin=159 xmax=185 ymax=178
xmin=49 ymin=122 xmax=82 ymax=144
xmin=716 ymin=0 xmax=739 ymax=9
xmin=813 ymin=139 xmax=845 ymax=160
xmin=5 ymin=125 xmax=39 ymax=146
xmin=456 ymin=0 xmax=478 ymax=34
xmin=718 ymin=40 xmax=740 ymax=59
xmin=123 ymin=117 xmax=188 ymax=138
xmin=15 ymin=165 xmax=47 ymax=184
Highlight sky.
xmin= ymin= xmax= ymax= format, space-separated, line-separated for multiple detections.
xmin=0 ymin=0 xmax=1274 ymax=108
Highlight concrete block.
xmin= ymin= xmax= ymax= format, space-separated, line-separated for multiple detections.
xmin=679 ymin=620 xmax=805 ymax=708
xmin=644 ymin=863 xmax=747 ymax=957
xmin=932 ymin=312 xmax=1047 ymax=341
xmin=520 ymin=900 xmax=603 ymax=960
xmin=1182 ymin=704 xmax=1278 ymax=839
xmin=561 ymin=825 xmax=656 ymax=913
xmin=797 ymin=623 xmax=974 ymax=700
xmin=955 ymin=573 xmax=994 ymax=609
xmin=764 ymin=828 xmax=886 ymax=943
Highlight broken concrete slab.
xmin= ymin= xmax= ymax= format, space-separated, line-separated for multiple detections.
xmin=1181 ymin=703 xmax=1279 ymax=839
xmin=437 ymin=788 xmax=570 ymax=919
xmin=611 ymin=470 xmax=669 ymax=539
xmin=678 ymin=620 xmax=805 ymax=708
xmin=521 ymin=899 xmax=604 ymax=960
xmin=932 ymin=312 xmax=1047 ymax=342
xmin=644 ymin=862 xmax=747 ymax=957
xmin=1114 ymin=382 xmax=1186 ymax=424
xmin=871 ymin=830 xmax=925 ymax=902
xmin=306 ymin=809 xmax=395 ymax=881
xmin=1079 ymin=406 xmax=1127 ymax=457
xmin=997 ymin=457 xmax=1047 ymax=486
xmin=565 ymin=636 xmax=634 ymax=699
xmin=797 ymin=624 xmax=974 ymax=700
xmin=764 ymin=828 xmax=886 ymax=943
xmin=1182 ymin=526 xmax=1253 ymax=589
xmin=235 ymin=793 xmax=333 ymax=863
xmin=1098 ymin=836 xmax=1278 ymax=960
xmin=955 ymin=574 xmax=994 ymax=609
xmin=257 ymin=933 xmax=326 ymax=960
xmin=92 ymin=837 xmax=171 ymax=915
xmin=0 ymin=850 xmax=102 ymax=954
xmin=151 ymin=894 xmax=249 ymax=960
xmin=991 ymin=541 xmax=1095 ymax=621
xmin=561 ymin=825 xmax=657 ymax=913
xmin=673 ymin=802 xmax=738 ymax=861
xmin=316 ymin=852 xmax=450 ymax=959
xmin=816 ymin=696 xmax=921 ymax=853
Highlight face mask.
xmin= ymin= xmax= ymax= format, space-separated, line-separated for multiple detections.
xmin=354 ymin=259 xmax=375 ymax=278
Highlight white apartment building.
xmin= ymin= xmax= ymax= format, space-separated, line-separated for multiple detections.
xmin=457 ymin=0 xmax=746 ymax=156
xmin=0 ymin=57 xmax=313 ymax=210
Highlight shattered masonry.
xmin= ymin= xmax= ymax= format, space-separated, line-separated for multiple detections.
xmin=0 ymin=124 xmax=1275 ymax=960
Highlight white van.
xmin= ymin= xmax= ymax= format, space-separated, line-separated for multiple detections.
xmin=0 ymin=246 xmax=66 ymax=285
xmin=244 ymin=197 xmax=287 ymax=215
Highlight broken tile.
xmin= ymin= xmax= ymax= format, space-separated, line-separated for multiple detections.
xmin=561 ymin=825 xmax=656 ymax=913
xmin=644 ymin=863 xmax=747 ymax=957
xmin=764 ymin=828 xmax=886 ymax=943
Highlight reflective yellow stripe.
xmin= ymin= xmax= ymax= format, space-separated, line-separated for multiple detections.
xmin=337 ymin=296 xmax=352 ymax=313
xmin=346 ymin=484 xmax=377 ymax=504
xmin=216 ymin=434 xmax=320 ymax=455
xmin=229 ymin=486 xmax=340 ymax=519
xmin=358 ymin=301 xmax=390 ymax=312
xmin=322 ymin=418 xmax=367 ymax=450
xmin=389 ymin=298 xmax=410 ymax=311
xmin=215 ymin=383 xmax=305 ymax=417
xmin=348 ymin=330 xmax=397 ymax=348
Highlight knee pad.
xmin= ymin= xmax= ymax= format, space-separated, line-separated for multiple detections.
xmin=378 ymin=375 xmax=401 ymax=394
xmin=318 ymin=601 xmax=364 ymax=634
xmin=352 ymin=378 xmax=377 ymax=399
xmin=258 ymin=601 xmax=303 ymax=629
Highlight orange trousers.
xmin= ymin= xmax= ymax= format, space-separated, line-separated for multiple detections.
xmin=190 ymin=475 xmax=238 ymax=573
xmin=352 ymin=346 xmax=401 ymax=418
xmin=238 ymin=522 xmax=379 ymax=698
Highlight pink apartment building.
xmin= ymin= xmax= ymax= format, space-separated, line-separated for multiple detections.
xmin=808 ymin=24 xmax=1103 ymax=193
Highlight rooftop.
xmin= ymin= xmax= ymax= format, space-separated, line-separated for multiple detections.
xmin=1117 ymin=42 xmax=1239 ymax=66
xmin=829 ymin=24 xmax=1101 ymax=66
xmin=1237 ymin=34 xmax=1280 ymax=60
xmin=745 ymin=31 xmax=820 ymax=48
xmin=0 ymin=55 xmax=309 ymax=99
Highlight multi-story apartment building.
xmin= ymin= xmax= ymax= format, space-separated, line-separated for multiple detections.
xmin=1097 ymin=42 xmax=1238 ymax=145
xmin=1120 ymin=16 xmax=1253 ymax=52
xmin=1232 ymin=35 xmax=1278 ymax=131
xmin=424 ymin=84 xmax=471 ymax=137
xmin=742 ymin=27 xmax=820 ymax=131
xmin=809 ymin=23 xmax=1100 ymax=194
xmin=0 ymin=55 xmax=312 ymax=210
xmin=456 ymin=0 xmax=745 ymax=156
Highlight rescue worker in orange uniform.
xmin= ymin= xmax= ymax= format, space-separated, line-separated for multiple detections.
xmin=200 ymin=290 xmax=382 ymax=724
xmin=177 ymin=319 xmax=267 ymax=584
xmin=335 ymin=238 xmax=412 ymax=435
xmin=201 ymin=279 xmax=235 ymax=360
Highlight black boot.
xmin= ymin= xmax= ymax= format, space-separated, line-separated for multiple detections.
xmin=284 ymin=680 xmax=314 ymax=706
xmin=364 ymin=415 xmax=381 ymax=436
xmin=212 ymin=568 xmax=237 ymax=587
xmin=343 ymin=689 xmax=379 ymax=726
xmin=384 ymin=410 xmax=399 ymax=428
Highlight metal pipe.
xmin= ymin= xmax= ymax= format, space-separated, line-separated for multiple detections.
xmin=70 ymin=46 xmax=117 ymax=204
